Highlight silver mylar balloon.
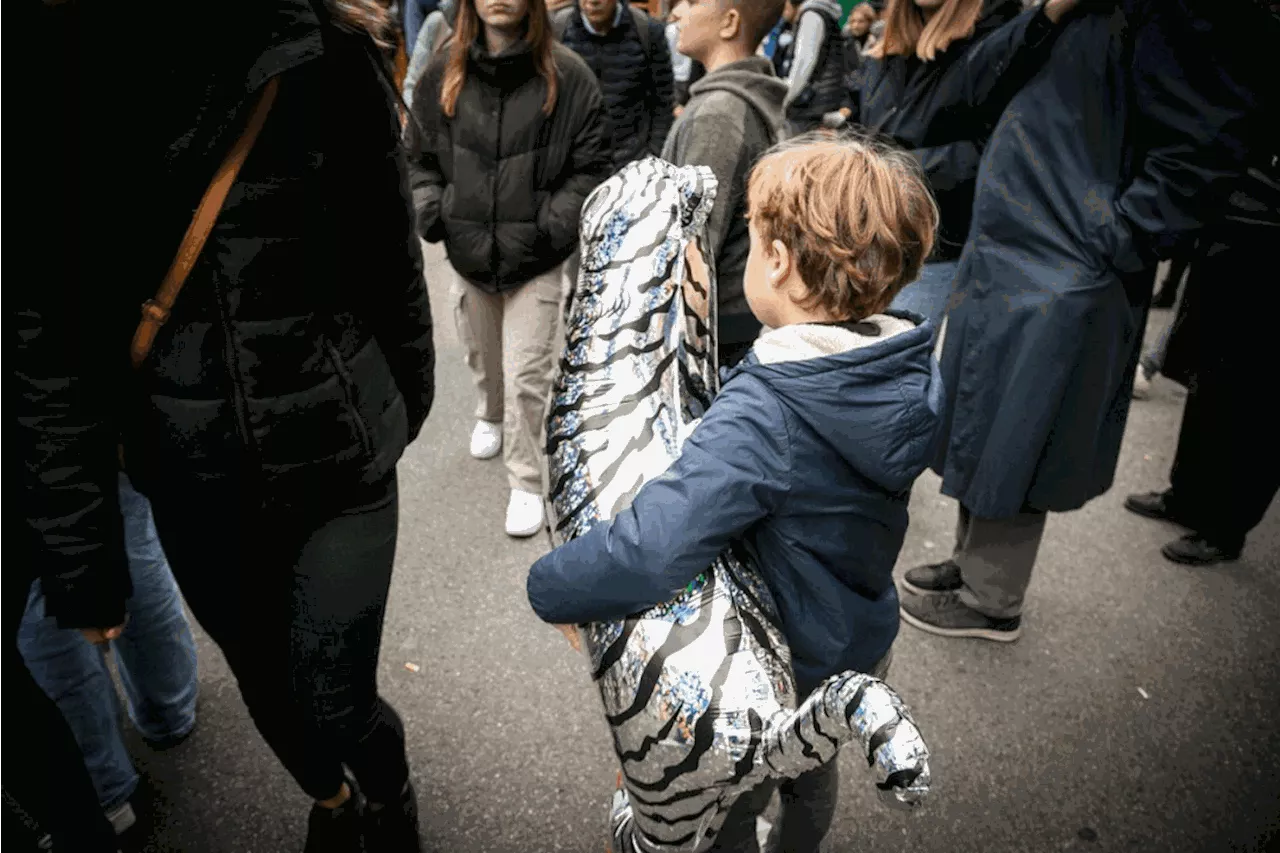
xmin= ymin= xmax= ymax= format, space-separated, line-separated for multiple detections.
xmin=546 ymin=158 xmax=931 ymax=853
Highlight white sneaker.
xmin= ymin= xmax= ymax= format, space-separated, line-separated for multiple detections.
xmin=505 ymin=489 xmax=544 ymax=538
xmin=469 ymin=420 xmax=502 ymax=459
xmin=104 ymin=801 xmax=136 ymax=835
xmin=1132 ymin=370 xmax=1152 ymax=400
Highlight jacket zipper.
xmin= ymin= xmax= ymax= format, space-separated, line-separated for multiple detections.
xmin=326 ymin=341 xmax=375 ymax=458
xmin=491 ymin=91 xmax=503 ymax=285
xmin=215 ymin=279 xmax=261 ymax=474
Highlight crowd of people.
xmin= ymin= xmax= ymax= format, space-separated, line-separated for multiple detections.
xmin=14 ymin=0 xmax=1277 ymax=851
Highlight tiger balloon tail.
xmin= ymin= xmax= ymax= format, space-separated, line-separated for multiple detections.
xmin=607 ymin=670 xmax=930 ymax=853
xmin=547 ymin=158 xmax=930 ymax=853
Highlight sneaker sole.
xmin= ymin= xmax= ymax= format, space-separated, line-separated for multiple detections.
xmin=1159 ymin=544 xmax=1240 ymax=566
xmin=506 ymin=523 xmax=543 ymax=538
xmin=899 ymin=607 xmax=1021 ymax=642
xmin=470 ymin=445 xmax=502 ymax=460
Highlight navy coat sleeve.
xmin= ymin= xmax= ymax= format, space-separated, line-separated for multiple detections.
xmin=1111 ymin=0 xmax=1272 ymax=267
xmin=526 ymin=378 xmax=793 ymax=625
xmin=922 ymin=5 xmax=1058 ymax=147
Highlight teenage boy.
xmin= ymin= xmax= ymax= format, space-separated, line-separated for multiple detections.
xmin=662 ymin=0 xmax=788 ymax=369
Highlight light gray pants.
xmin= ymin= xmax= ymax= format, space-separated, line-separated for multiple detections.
xmin=954 ymin=504 xmax=1048 ymax=620
xmin=449 ymin=262 xmax=569 ymax=494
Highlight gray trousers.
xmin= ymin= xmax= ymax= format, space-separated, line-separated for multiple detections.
xmin=954 ymin=504 xmax=1048 ymax=619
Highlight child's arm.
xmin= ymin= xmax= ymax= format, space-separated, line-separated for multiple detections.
xmin=527 ymin=379 xmax=792 ymax=626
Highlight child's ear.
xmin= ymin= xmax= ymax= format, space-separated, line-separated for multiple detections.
xmin=769 ymin=239 xmax=792 ymax=290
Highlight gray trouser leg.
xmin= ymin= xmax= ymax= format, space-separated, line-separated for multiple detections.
xmin=954 ymin=505 xmax=1048 ymax=619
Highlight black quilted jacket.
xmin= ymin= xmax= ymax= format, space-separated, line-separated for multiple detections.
xmin=557 ymin=1 xmax=675 ymax=170
xmin=406 ymin=40 xmax=612 ymax=291
xmin=16 ymin=1 xmax=436 ymax=628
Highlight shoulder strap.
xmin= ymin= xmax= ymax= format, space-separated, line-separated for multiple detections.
xmin=130 ymin=77 xmax=281 ymax=369
xmin=629 ymin=6 xmax=651 ymax=54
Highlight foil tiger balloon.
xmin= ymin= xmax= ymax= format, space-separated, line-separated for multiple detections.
xmin=545 ymin=158 xmax=931 ymax=853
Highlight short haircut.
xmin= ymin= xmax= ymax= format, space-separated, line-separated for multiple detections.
xmin=747 ymin=134 xmax=938 ymax=321
xmin=722 ymin=0 xmax=787 ymax=50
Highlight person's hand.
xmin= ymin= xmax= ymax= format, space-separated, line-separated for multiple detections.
xmin=839 ymin=106 xmax=852 ymax=119
xmin=81 ymin=624 xmax=126 ymax=645
xmin=553 ymin=623 xmax=581 ymax=653
xmin=1042 ymin=0 xmax=1081 ymax=25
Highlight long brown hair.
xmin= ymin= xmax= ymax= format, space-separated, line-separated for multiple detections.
xmin=868 ymin=0 xmax=983 ymax=62
xmin=328 ymin=0 xmax=398 ymax=50
xmin=440 ymin=0 xmax=559 ymax=117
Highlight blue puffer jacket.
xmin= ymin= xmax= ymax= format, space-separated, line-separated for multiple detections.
xmin=528 ymin=314 xmax=945 ymax=693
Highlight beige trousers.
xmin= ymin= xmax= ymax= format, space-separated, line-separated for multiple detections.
xmin=449 ymin=262 xmax=569 ymax=494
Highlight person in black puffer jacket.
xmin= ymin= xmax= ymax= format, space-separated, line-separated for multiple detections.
xmin=406 ymin=0 xmax=611 ymax=539
xmin=553 ymin=0 xmax=674 ymax=172
xmin=16 ymin=3 xmax=435 ymax=851
xmin=855 ymin=0 xmax=1079 ymax=330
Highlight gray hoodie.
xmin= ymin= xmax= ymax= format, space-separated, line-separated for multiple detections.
xmin=661 ymin=57 xmax=786 ymax=345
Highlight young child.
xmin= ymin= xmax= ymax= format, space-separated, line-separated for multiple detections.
xmin=662 ymin=0 xmax=788 ymax=369
xmin=527 ymin=136 xmax=944 ymax=851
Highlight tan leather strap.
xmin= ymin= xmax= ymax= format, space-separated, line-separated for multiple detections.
xmin=131 ymin=77 xmax=281 ymax=369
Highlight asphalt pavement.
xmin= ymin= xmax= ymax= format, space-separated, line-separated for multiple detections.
xmin=105 ymin=243 xmax=1280 ymax=853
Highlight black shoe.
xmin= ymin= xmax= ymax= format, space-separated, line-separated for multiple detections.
xmin=304 ymin=781 xmax=365 ymax=853
xmin=1161 ymin=534 xmax=1242 ymax=566
xmin=142 ymin=721 xmax=196 ymax=752
xmin=900 ymin=560 xmax=963 ymax=595
xmin=364 ymin=781 xmax=420 ymax=853
xmin=1123 ymin=490 xmax=1190 ymax=526
xmin=899 ymin=591 xmax=1022 ymax=642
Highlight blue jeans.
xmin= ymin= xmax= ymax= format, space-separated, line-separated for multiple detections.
xmin=889 ymin=260 xmax=959 ymax=331
xmin=18 ymin=474 xmax=199 ymax=811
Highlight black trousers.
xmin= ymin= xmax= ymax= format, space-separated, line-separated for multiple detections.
xmin=1169 ymin=370 xmax=1280 ymax=551
xmin=1165 ymin=238 xmax=1279 ymax=551
xmin=146 ymin=473 xmax=410 ymax=802
xmin=3 ymin=571 xmax=116 ymax=851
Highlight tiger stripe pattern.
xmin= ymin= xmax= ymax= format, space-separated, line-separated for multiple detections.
xmin=546 ymin=158 xmax=931 ymax=853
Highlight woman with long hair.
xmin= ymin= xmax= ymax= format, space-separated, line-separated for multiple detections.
xmin=406 ymin=0 xmax=610 ymax=537
xmin=18 ymin=2 xmax=434 ymax=850
xmin=855 ymin=0 xmax=1079 ymax=329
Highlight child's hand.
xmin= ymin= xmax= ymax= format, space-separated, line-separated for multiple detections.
xmin=554 ymin=623 xmax=582 ymax=653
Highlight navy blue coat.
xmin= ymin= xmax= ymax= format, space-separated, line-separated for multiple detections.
xmin=527 ymin=317 xmax=944 ymax=693
xmin=856 ymin=0 xmax=1055 ymax=261
xmin=935 ymin=0 xmax=1272 ymax=518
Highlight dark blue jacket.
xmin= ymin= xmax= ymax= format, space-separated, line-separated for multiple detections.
xmin=527 ymin=315 xmax=945 ymax=693
xmin=935 ymin=0 xmax=1272 ymax=518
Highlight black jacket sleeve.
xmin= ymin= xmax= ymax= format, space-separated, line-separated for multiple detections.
xmin=357 ymin=49 xmax=437 ymax=442
xmin=15 ymin=0 xmax=131 ymax=630
xmin=538 ymin=77 xmax=612 ymax=257
xmin=404 ymin=60 xmax=448 ymax=244
xmin=1111 ymin=0 xmax=1273 ymax=267
xmin=16 ymin=292 xmax=132 ymax=630
xmin=646 ymin=19 xmax=675 ymax=156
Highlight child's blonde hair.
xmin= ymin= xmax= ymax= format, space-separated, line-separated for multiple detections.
xmin=747 ymin=134 xmax=938 ymax=321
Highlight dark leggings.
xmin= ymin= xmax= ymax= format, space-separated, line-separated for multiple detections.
xmin=147 ymin=473 xmax=410 ymax=802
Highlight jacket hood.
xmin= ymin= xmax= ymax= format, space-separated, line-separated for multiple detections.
xmin=736 ymin=314 xmax=944 ymax=493
xmin=798 ymin=0 xmax=844 ymax=22
xmin=687 ymin=57 xmax=788 ymax=126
